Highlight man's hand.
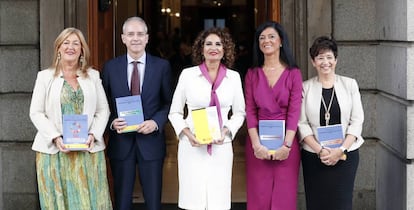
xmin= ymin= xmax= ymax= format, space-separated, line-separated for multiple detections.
xmin=112 ymin=118 xmax=127 ymax=133
xmin=137 ymin=120 xmax=158 ymax=134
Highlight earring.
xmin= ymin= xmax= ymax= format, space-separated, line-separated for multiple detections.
xmin=79 ymin=55 xmax=84 ymax=65
xmin=57 ymin=52 xmax=61 ymax=61
xmin=280 ymin=44 xmax=282 ymax=48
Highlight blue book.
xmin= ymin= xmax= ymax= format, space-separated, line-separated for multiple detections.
xmin=317 ymin=124 xmax=344 ymax=148
xmin=259 ymin=120 xmax=285 ymax=154
xmin=62 ymin=114 xmax=89 ymax=151
xmin=115 ymin=95 xmax=144 ymax=133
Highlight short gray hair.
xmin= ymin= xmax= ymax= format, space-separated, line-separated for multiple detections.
xmin=122 ymin=16 xmax=148 ymax=34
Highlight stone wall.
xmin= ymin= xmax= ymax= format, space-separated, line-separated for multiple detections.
xmin=375 ymin=0 xmax=414 ymax=209
xmin=0 ymin=0 xmax=40 ymax=209
xmin=0 ymin=0 xmax=412 ymax=209
xmin=333 ymin=0 xmax=414 ymax=209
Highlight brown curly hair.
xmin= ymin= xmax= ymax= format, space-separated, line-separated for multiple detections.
xmin=191 ymin=27 xmax=235 ymax=68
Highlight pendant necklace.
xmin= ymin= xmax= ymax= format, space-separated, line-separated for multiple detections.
xmin=321 ymin=86 xmax=335 ymax=125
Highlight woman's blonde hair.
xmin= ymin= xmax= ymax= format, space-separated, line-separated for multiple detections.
xmin=51 ymin=27 xmax=91 ymax=77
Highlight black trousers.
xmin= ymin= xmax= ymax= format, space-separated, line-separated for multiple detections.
xmin=301 ymin=149 xmax=359 ymax=210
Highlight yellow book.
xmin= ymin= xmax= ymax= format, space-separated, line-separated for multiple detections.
xmin=191 ymin=106 xmax=221 ymax=144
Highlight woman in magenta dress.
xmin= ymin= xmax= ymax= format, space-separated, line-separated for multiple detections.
xmin=245 ymin=21 xmax=303 ymax=210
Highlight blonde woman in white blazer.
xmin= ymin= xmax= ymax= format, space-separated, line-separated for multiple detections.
xmin=298 ymin=36 xmax=364 ymax=210
xmin=29 ymin=28 xmax=112 ymax=209
xmin=30 ymin=68 xmax=109 ymax=154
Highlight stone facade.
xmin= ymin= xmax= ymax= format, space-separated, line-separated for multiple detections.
xmin=0 ymin=0 xmax=412 ymax=209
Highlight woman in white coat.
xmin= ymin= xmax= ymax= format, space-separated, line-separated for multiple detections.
xmin=168 ymin=27 xmax=245 ymax=210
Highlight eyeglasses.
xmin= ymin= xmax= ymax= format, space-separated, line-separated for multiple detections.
xmin=125 ymin=32 xmax=147 ymax=38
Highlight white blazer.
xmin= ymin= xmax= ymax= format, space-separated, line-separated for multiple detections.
xmin=168 ymin=66 xmax=246 ymax=142
xmin=298 ymin=74 xmax=364 ymax=152
xmin=30 ymin=68 xmax=110 ymax=154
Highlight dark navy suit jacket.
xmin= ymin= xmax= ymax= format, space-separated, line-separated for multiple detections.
xmin=101 ymin=53 xmax=172 ymax=161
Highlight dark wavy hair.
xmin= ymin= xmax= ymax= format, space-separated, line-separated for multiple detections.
xmin=309 ymin=36 xmax=338 ymax=60
xmin=191 ymin=27 xmax=235 ymax=68
xmin=252 ymin=21 xmax=298 ymax=69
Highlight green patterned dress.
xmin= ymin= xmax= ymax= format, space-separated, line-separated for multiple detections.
xmin=36 ymin=81 xmax=112 ymax=210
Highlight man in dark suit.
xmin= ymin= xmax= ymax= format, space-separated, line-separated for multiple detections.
xmin=101 ymin=16 xmax=172 ymax=210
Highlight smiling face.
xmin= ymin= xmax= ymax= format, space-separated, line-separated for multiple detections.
xmin=202 ymin=33 xmax=224 ymax=62
xmin=121 ymin=19 xmax=149 ymax=59
xmin=258 ymin=27 xmax=282 ymax=56
xmin=311 ymin=49 xmax=337 ymax=76
xmin=58 ymin=33 xmax=82 ymax=64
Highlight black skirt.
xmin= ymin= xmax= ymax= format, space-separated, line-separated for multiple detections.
xmin=301 ymin=149 xmax=359 ymax=210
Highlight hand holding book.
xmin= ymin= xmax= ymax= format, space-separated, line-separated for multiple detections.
xmin=181 ymin=127 xmax=202 ymax=147
xmin=112 ymin=118 xmax=128 ymax=133
xmin=258 ymin=120 xmax=285 ymax=154
xmin=253 ymin=144 xmax=269 ymax=160
xmin=53 ymin=136 xmax=70 ymax=153
xmin=191 ymin=106 xmax=221 ymax=145
xmin=210 ymin=127 xmax=229 ymax=145
xmin=115 ymin=95 xmax=144 ymax=133
xmin=319 ymin=147 xmax=346 ymax=166
xmin=270 ymin=145 xmax=291 ymax=161
xmin=85 ymin=134 xmax=95 ymax=151
xmin=62 ymin=114 xmax=89 ymax=151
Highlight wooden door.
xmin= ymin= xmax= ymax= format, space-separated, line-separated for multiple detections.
xmin=88 ymin=0 xmax=280 ymax=204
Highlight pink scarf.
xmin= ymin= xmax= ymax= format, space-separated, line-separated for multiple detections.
xmin=199 ymin=62 xmax=227 ymax=155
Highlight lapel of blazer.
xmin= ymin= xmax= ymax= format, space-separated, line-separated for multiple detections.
xmin=48 ymin=70 xmax=64 ymax=124
xmin=141 ymin=54 xmax=154 ymax=98
xmin=333 ymin=75 xmax=346 ymax=110
xmin=117 ymin=55 xmax=131 ymax=96
xmin=333 ymin=75 xmax=351 ymax=125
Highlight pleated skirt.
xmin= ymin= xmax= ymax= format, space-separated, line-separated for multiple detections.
xmin=36 ymin=151 xmax=112 ymax=210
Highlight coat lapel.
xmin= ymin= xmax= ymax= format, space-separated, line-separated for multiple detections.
xmin=117 ymin=55 xmax=131 ymax=96
xmin=141 ymin=54 xmax=153 ymax=97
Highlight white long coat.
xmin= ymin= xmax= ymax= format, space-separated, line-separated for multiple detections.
xmin=168 ymin=66 xmax=246 ymax=210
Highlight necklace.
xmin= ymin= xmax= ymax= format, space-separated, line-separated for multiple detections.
xmin=321 ymin=86 xmax=335 ymax=125
xmin=263 ymin=64 xmax=283 ymax=71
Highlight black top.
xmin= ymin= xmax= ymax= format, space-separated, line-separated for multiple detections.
xmin=319 ymin=87 xmax=341 ymax=126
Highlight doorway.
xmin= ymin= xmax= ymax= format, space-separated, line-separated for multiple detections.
xmin=90 ymin=0 xmax=279 ymax=204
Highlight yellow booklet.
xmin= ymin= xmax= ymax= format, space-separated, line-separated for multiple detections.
xmin=191 ymin=106 xmax=221 ymax=144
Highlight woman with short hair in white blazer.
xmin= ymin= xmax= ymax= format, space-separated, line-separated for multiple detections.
xmin=298 ymin=36 xmax=364 ymax=210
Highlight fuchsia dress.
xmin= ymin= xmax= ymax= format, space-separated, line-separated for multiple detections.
xmin=244 ymin=67 xmax=303 ymax=210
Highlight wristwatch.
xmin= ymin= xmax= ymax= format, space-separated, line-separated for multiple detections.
xmin=339 ymin=146 xmax=348 ymax=160
xmin=283 ymin=141 xmax=292 ymax=148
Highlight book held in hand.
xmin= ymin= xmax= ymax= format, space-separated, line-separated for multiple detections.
xmin=259 ymin=120 xmax=285 ymax=154
xmin=62 ymin=114 xmax=89 ymax=150
xmin=191 ymin=106 xmax=221 ymax=144
xmin=317 ymin=124 xmax=344 ymax=148
xmin=115 ymin=95 xmax=144 ymax=133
